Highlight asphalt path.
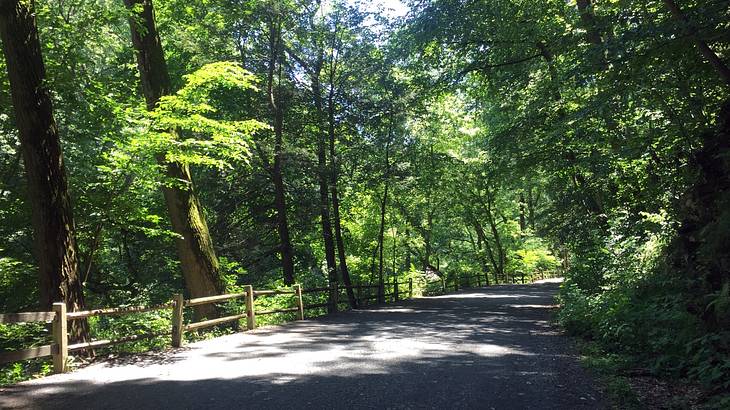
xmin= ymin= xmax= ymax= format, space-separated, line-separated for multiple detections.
xmin=1 ymin=281 xmax=605 ymax=409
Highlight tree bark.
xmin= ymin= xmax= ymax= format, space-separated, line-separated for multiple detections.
xmin=265 ymin=13 xmax=296 ymax=286
xmin=376 ymin=182 xmax=388 ymax=302
xmin=269 ymin=14 xmax=294 ymax=285
xmin=327 ymin=88 xmax=357 ymax=308
xmin=527 ymin=187 xmax=536 ymax=230
xmin=0 ymin=0 xmax=89 ymax=342
xmin=123 ymin=0 xmax=224 ymax=319
xmin=310 ymin=55 xmax=338 ymax=310
xmin=272 ymin=102 xmax=295 ymax=285
xmin=485 ymin=208 xmax=505 ymax=281
xmin=404 ymin=228 xmax=412 ymax=269
xmin=376 ymin=141 xmax=391 ymax=299
xmin=470 ymin=224 xmax=491 ymax=286
xmin=473 ymin=218 xmax=499 ymax=284
xmin=519 ymin=192 xmax=526 ymax=233
xmin=326 ymin=24 xmax=357 ymax=308
xmin=423 ymin=212 xmax=433 ymax=274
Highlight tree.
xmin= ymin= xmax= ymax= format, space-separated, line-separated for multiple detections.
xmin=324 ymin=10 xmax=358 ymax=308
xmin=122 ymin=0 xmax=224 ymax=319
xmin=285 ymin=1 xmax=340 ymax=308
xmin=0 ymin=0 xmax=88 ymax=341
xmin=264 ymin=4 xmax=296 ymax=286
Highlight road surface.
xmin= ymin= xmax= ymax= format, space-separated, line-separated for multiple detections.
xmin=1 ymin=281 xmax=605 ymax=409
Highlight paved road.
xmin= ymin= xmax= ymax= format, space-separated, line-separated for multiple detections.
xmin=1 ymin=281 xmax=605 ymax=409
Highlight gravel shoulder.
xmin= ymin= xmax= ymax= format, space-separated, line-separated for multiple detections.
xmin=0 ymin=282 xmax=605 ymax=410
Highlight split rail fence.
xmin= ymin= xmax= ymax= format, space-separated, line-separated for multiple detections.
xmin=1 ymin=272 xmax=491 ymax=373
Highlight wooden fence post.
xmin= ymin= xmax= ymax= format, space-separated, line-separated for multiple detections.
xmin=52 ymin=302 xmax=67 ymax=373
xmin=408 ymin=278 xmax=413 ymax=298
xmin=171 ymin=293 xmax=184 ymax=348
xmin=245 ymin=285 xmax=256 ymax=330
xmin=295 ymin=284 xmax=304 ymax=320
xmin=394 ymin=278 xmax=399 ymax=301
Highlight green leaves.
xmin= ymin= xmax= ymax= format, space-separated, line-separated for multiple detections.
xmin=126 ymin=61 xmax=268 ymax=172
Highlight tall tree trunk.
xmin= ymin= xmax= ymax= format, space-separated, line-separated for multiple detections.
xmin=473 ymin=218 xmax=499 ymax=284
xmin=123 ymin=0 xmax=223 ymax=320
xmin=376 ymin=183 xmax=388 ymax=302
xmin=272 ymin=98 xmax=295 ymax=285
xmin=470 ymin=224 xmax=491 ymax=286
xmin=405 ymin=228 xmax=412 ymax=270
xmin=662 ymin=0 xmax=730 ymax=86
xmin=0 ymin=0 xmax=89 ymax=342
xmin=265 ymin=13 xmax=296 ymax=286
xmin=376 ymin=142 xmax=391 ymax=300
xmin=326 ymin=27 xmax=356 ymax=308
xmin=518 ymin=192 xmax=527 ymax=233
xmin=327 ymin=91 xmax=357 ymax=308
xmin=423 ymin=212 xmax=433 ymax=273
xmin=486 ymin=214 xmax=505 ymax=281
xmin=310 ymin=57 xmax=338 ymax=310
xmin=527 ymin=187 xmax=536 ymax=230
xmin=482 ymin=192 xmax=506 ymax=281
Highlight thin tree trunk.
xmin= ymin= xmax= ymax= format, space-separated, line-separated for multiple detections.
xmin=473 ymin=218 xmax=499 ymax=284
xmin=328 ymin=94 xmax=357 ymax=308
xmin=376 ymin=142 xmax=391 ymax=298
xmin=486 ymin=210 xmax=505 ymax=280
xmin=481 ymin=191 xmax=506 ymax=281
xmin=423 ymin=212 xmax=433 ymax=273
xmin=272 ymin=94 xmax=295 ymax=285
xmin=263 ymin=12 xmax=295 ymax=286
xmin=376 ymin=182 xmax=388 ymax=302
xmin=469 ymin=225 xmax=491 ymax=286
xmin=326 ymin=25 xmax=356 ymax=308
xmin=405 ymin=228 xmax=411 ymax=269
xmin=122 ymin=0 xmax=224 ymax=320
xmin=0 ymin=0 xmax=89 ymax=342
xmin=519 ymin=192 xmax=526 ymax=233
xmin=311 ymin=57 xmax=338 ymax=310
xmin=527 ymin=187 xmax=536 ymax=230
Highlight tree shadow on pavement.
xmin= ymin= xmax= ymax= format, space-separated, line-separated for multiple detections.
xmin=0 ymin=283 xmax=606 ymax=410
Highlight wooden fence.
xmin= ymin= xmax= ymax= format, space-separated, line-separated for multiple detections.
xmin=1 ymin=273 xmax=491 ymax=373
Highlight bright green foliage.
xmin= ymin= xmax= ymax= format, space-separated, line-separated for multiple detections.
xmin=1 ymin=0 xmax=729 ymax=403
xmin=124 ymin=62 xmax=266 ymax=173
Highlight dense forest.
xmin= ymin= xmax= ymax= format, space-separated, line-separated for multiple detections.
xmin=1 ymin=0 xmax=728 ymax=404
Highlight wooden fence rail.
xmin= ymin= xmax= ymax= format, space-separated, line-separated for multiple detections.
xmin=0 ymin=272 xmax=503 ymax=374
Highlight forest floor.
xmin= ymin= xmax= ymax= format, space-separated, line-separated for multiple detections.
xmin=0 ymin=282 xmax=606 ymax=409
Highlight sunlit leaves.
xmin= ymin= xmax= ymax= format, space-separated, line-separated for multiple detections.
xmin=125 ymin=62 xmax=268 ymax=173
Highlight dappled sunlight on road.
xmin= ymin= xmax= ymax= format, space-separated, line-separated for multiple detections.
xmin=1 ymin=282 xmax=605 ymax=410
